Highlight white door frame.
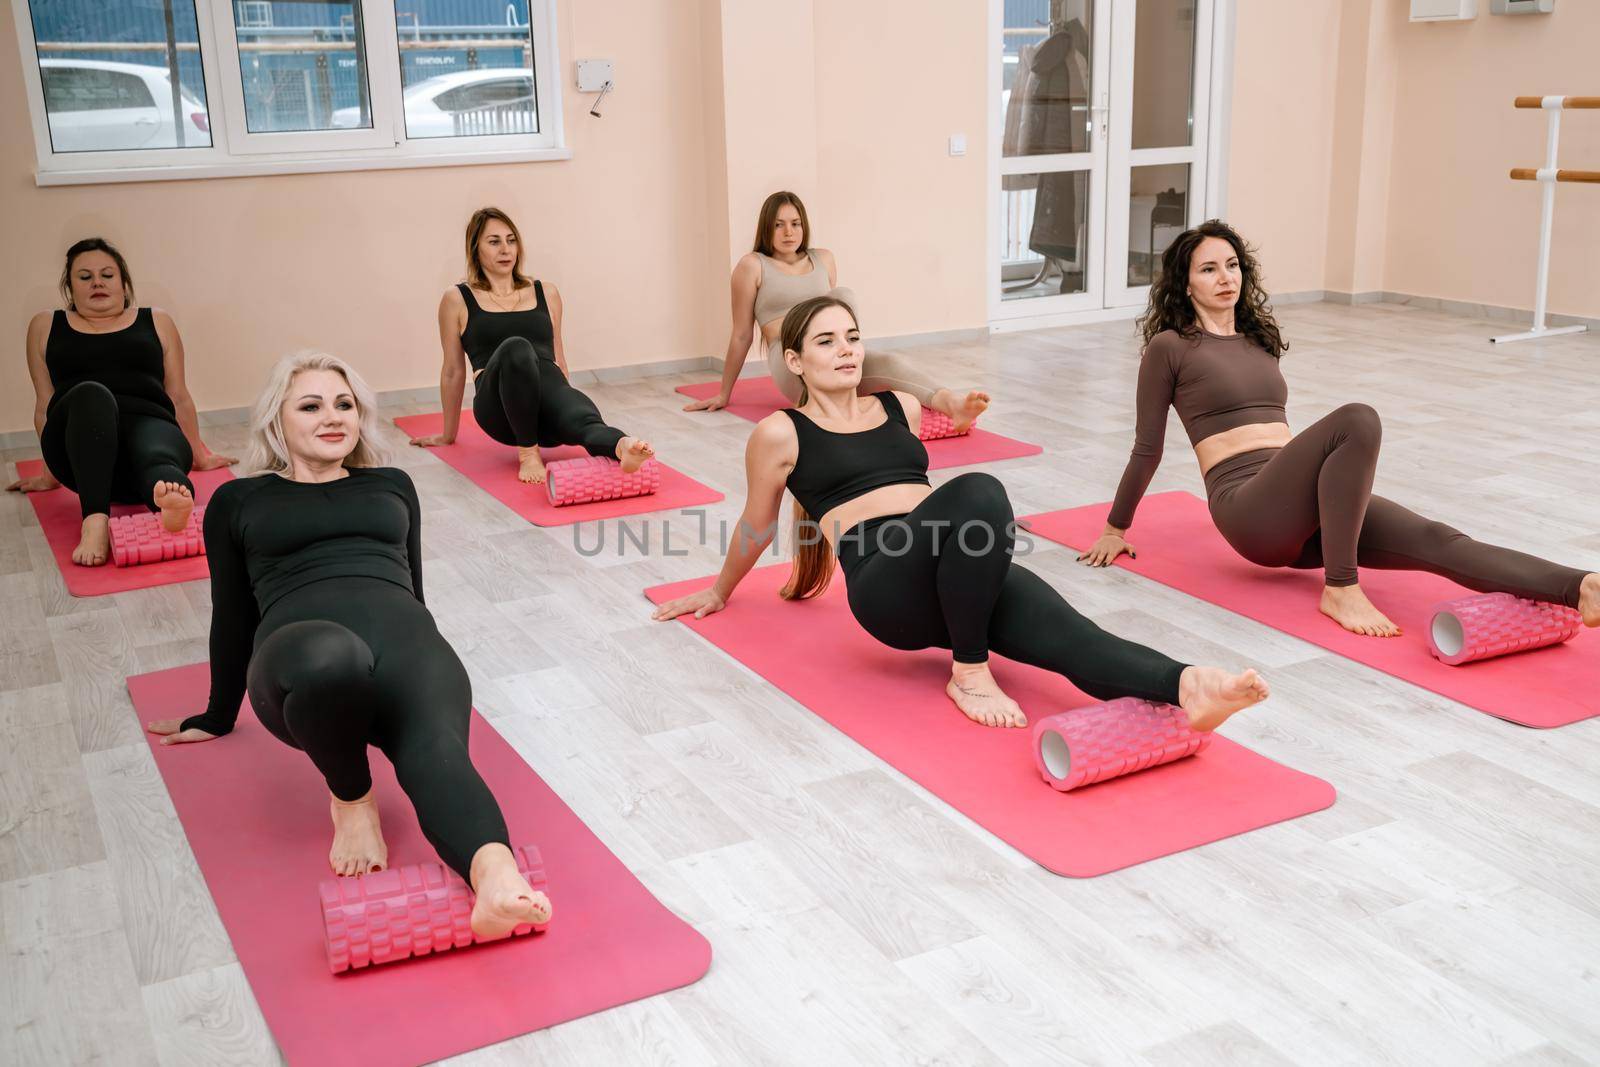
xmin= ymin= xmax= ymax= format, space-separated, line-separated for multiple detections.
xmin=987 ymin=0 xmax=1236 ymax=334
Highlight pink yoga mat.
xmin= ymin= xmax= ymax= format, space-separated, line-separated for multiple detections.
xmin=128 ymin=664 xmax=711 ymax=1067
xmin=645 ymin=565 xmax=1334 ymax=876
xmin=394 ymin=412 xmax=723 ymax=526
xmin=15 ymin=458 xmax=233 ymax=598
xmin=674 ymin=378 xmax=1044 ymax=470
xmin=1025 ymin=491 xmax=1598 ymax=728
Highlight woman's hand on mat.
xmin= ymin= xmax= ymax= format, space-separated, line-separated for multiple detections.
xmin=409 ymin=434 xmax=453 ymax=448
xmin=682 ymin=394 xmax=729 ymax=413
xmin=5 ymin=473 xmax=60 ymax=493
xmin=1077 ymin=532 xmax=1135 ymax=567
xmin=146 ymin=717 xmax=220 ymax=746
xmin=651 ymin=588 xmax=726 ymax=621
xmin=192 ymin=451 xmax=238 ymax=471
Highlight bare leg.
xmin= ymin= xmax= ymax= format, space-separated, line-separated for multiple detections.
xmin=72 ymin=513 xmax=111 ymax=567
xmin=1177 ymin=666 xmax=1271 ymax=732
xmin=946 ymin=660 xmax=1027 ymax=728
xmin=328 ymin=790 xmax=387 ymax=877
xmin=469 ymin=842 xmax=552 ymax=938
xmin=516 ymin=445 xmax=547 ymax=485
xmin=152 ymin=479 xmax=194 ymax=533
xmin=615 ymin=436 xmax=655 ymax=474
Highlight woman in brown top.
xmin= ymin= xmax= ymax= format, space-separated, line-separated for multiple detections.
xmin=1079 ymin=220 xmax=1599 ymax=638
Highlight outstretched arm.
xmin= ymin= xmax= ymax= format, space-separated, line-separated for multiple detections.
xmin=413 ymin=289 xmax=470 ymax=447
xmin=652 ymin=414 xmax=796 ymax=619
xmin=1080 ymin=339 xmax=1177 ymax=566
xmin=6 ymin=314 xmax=59 ymax=493
xmin=155 ymin=310 xmax=236 ymax=470
xmin=685 ymin=256 xmax=761 ymax=412
xmin=151 ymin=486 xmax=255 ymax=742
xmin=547 ymin=283 xmax=571 ymax=378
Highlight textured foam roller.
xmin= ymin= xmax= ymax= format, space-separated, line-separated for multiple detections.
xmin=1428 ymin=592 xmax=1583 ymax=667
xmin=917 ymin=408 xmax=971 ymax=441
xmin=108 ymin=506 xmax=206 ymax=568
xmin=321 ymin=844 xmax=550 ymax=974
xmin=1033 ymin=698 xmax=1211 ymax=792
xmin=544 ymin=457 xmax=660 ymax=507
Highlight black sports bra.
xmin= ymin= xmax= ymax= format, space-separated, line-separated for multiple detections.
xmin=781 ymin=393 xmax=930 ymax=518
xmin=457 ymin=281 xmax=554 ymax=373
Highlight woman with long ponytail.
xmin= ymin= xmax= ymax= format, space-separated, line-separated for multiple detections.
xmin=654 ymin=296 xmax=1270 ymax=732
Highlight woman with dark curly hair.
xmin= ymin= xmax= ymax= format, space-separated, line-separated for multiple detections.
xmin=1078 ymin=220 xmax=1599 ymax=637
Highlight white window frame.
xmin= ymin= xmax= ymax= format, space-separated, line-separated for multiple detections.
xmin=11 ymin=0 xmax=568 ymax=186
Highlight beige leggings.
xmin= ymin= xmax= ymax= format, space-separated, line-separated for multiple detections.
xmin=763 ymin=286 xmax=940 ymax=408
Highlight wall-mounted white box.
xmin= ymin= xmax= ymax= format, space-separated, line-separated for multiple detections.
xmin=1411 ymin=0 xmax=1477 ymax=20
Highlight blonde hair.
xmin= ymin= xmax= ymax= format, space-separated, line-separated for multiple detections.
xmin=243 ymin=352 xmax=388 ymax=476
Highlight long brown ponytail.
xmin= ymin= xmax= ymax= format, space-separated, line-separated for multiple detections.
xmin=776 ymin=295 xmax=858 ymax=601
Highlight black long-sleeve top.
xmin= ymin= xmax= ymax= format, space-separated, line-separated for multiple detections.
xmin=180 ymin=467 xmax=424 ymax=735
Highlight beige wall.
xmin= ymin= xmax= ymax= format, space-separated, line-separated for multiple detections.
xmin=1229 ymin=0 xmax=1600 ymax=317
xmin=1225 ymin=0 xmax=1345 ymax=296
xmin=0 ymin=0 xmax=719 ymax=432
xmin=1384 ymin=5 xmax=1600 ymax=318
xmin=809 ymin=0 xmax=988 ymax=339
xmin=7 ymin=1 xmax=1593 ymax=433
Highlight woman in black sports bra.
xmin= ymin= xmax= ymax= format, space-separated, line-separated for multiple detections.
xmin=8 ymin=238 xmax=237 ymax=566
xmin=407 ymin=206 xmax=656 ymax=484
xmin=654 ymin=295 xmax=1270 ymax=732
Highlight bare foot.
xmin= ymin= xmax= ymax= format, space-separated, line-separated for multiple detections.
xmin=516 ymin=446 xmax=547 ymax=485
xmin=931 ymin=388 xmax=991 ymax=433
xmin=328 ymin=791 xmax=387 ymax=877
xmin=946 ymin=662 xmax=1027 ymax=728
xmin=615 ymin=436 xmax=655 ymax=474
xmin=1580 ymin=573 xmax=1600 ymax=628
xmin=72 ymin=513 xmax=111 ymax=567
xmin=152 ymin=480 xmax=194 ymax=534
xmin=1178 ymin=666 xmax=1270 ymax=732
xmin=469 ymin=843 xmax=552 ymax=939
xmin=1320 ymin=583 xmax=1401 ymax=637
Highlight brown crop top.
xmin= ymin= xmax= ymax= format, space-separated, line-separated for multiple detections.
xmin=1107 ymin=329 xmax=1288 ymax=529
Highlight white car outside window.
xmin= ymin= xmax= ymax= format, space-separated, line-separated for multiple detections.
xmin=40 ymin=58 xmax=210 ymax=152
xmin=331 ymin=68 xmax=535 ymax=139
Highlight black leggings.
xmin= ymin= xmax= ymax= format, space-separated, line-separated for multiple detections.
xmin=1206 ymin=402 xmax=1588 ymax=608
xmin=246 ymin=577 xmax=508 ymax=880
xmin=41 ymin=381 xmax=193 ymax=518
xmin=839 ymin=473 xmax=1188 ymax=704
xmin=471 ymin=337 xmax=626 ymax=459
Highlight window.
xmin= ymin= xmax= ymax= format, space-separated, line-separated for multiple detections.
xmin=12 ymin=0 xmax=566 ymax=183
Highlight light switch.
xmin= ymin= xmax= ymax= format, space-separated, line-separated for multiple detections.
xmin=949 ymin=133 xmax=967 ymax=157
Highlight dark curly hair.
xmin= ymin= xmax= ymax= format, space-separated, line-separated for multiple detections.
xmin=1137 ymin=220 xmax=1286 ymax=358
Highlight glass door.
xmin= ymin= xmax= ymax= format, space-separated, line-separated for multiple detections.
xmin=1104 ymin=0 xmax=1214 ymax=308
xmin=991 ymin=0 xmax=1109 ymax=321
xmin=990 ymin=0 xmax=1217 ymax=324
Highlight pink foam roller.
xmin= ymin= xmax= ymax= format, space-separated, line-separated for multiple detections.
xmin=918 ymin=408 xmax=972 ymax=441
xmin=1428 ymin=592 xmax=1582 ymax=666
xmin=321 ymin=844 xmax=550 ymax=974
xmin=107 ymin=506 xmax=206 ymax=568
xmin=1033 ymin=698 xmax=1211 ymax=792
xmin=544 ymin=457 xmax=661 ymax=507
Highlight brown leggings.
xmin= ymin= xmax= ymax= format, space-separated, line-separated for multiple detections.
xmin=1204 ymin=403 xmax=1587 ymax=608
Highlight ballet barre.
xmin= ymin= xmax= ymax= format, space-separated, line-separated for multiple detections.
xmin=1494 ymin=95 xmax=1595 ymax=344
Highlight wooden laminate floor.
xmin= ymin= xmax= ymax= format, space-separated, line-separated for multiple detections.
xmin=4 ymin=302 xmax=1599 ymax=1065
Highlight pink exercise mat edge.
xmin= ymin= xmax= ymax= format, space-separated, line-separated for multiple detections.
xmin=674 ymin=378 xmax=1045 ymax=471
xmin=393 ymin=411 xmax=724 ymax=526
xmin=127 ymin=663 xmax=712 ymax=1067
xmin=644 ymin=564 xmax=1336 ymax=877
xmin=1023 ymin=490 xmax=1598 ymax=729
xmin=15 ymin=458 xmax=233 ymax=597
